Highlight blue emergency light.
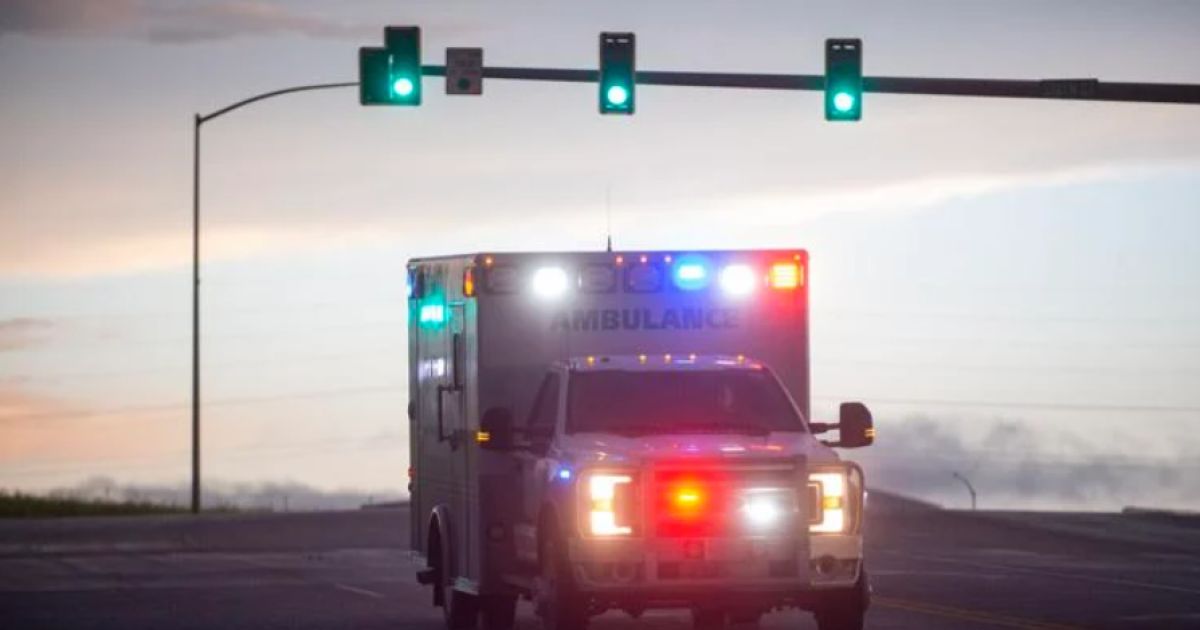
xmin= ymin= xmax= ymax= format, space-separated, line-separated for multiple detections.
xmin=672 ymin=255 xmax=711 ymax=291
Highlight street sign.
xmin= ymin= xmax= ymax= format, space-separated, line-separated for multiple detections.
xmin=447 ymin=47 xmax=484 ymax=95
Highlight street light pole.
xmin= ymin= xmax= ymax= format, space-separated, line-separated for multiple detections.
xmin=191 ymin=114 xmax=201 ymax=514
xmin=952 ymin=471 xmax=978 ymax=511
xmin=189 ymin=82 xmax=357 ymax=514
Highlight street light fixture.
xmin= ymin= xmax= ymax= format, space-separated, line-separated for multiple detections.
xmin=951 ymin=471 xmax=978 ymax=511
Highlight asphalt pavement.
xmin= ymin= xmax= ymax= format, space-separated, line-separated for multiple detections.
xmin=1 ymin=494 xmax=1198 ymax=629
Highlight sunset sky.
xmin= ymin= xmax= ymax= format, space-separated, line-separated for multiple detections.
xmin=2 ymin=1 xmax=1198 ymax=510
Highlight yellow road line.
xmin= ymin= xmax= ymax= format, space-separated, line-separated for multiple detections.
xmin=334 ymin=583 xmax=385 ymax=599
xmin=875 ymin=596 xmax=1086 ymax=630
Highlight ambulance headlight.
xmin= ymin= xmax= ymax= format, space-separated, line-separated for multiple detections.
xmin=809 ymin=470 xmax=851 ymax=534
xmin=719 ymin=264 xmax=757 ymax=296
xmin=583 ymin=472 xmax=636 ymax=536
xmin=531 ymin=266 xmax=569 ymax=299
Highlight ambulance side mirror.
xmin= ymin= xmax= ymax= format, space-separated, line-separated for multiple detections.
xmin=836 ymin=402 xmax=875 ymax=448
xmin=479 ymin=407 xmax=515 ymax=451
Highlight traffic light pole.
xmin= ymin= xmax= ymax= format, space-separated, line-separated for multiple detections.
xmin=189 ymin=81 xmax=356 ymax=514
xmin=424 ymin=64 xmax=1200 ymax=104
xmin=191 ymin=114 xmax=200 ymax=515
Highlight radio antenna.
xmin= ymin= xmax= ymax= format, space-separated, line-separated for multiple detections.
xmin=605 ymin=183 xmax=613 ymax=252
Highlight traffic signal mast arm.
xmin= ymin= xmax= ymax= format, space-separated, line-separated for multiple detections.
xmin=419 ymin=64 xmax=1200 ymax=105
xmin=195 ymin=70 xmax=1199 ymax=123
xmin=199 ymin=82 xmax=357 ymax=124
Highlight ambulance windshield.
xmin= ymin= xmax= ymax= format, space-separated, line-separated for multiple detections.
xmin=568 ymin=369 xmax=806 ymax=435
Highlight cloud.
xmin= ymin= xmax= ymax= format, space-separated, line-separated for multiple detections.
xmin=0 ymin=0 xmax=375 ymax=42
xmin=0 ymin=382 xmax=410 ymax=494
xmin=2 ymin=3 xmax=1198 ymax=281
xmin=0 ymin=0 xmax=138 ymax=37
xmin=0 ymin=318 xmax=54 ymax=352
xmin=0 ymin=385 xmax=177 ymax=465
xmin=0 ymin=160 xmax=1180 ymax=280
xmin=638 ymin=161 xmax=1139 ymax=228
xmin=857 ymin=415 xmax=1200 ymax=511
xmin=0 ymin=223 xmax=406 ymax=279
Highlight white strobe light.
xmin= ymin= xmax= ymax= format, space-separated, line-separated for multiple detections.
xmin=532 ymin=266 xmax=569 ymax=299
xmin=719 ymin=264 xmax=757 ymax=296
xmin=743 ymin=495 xmax=783 ymax=528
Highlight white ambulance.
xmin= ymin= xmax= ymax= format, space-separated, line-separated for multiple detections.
xmin=407 ymin=249 xmax=874 ymax=630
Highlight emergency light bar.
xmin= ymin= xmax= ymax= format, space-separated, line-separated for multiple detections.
xmin=478 ymin=252 xmax=805 ymax=297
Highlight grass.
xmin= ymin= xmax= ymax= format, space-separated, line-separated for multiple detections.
xmin=0 ymin=490 xmax=187 ymax=518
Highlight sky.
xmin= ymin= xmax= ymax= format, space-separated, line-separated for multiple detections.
xmin=1 ymin=1 xmax=1198 ymax=510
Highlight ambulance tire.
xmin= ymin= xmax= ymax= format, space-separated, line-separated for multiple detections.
xmin=812 ymin=571 xmax=868 ymax=630
xmin=442 ymin=589 xmax=479 ymax=630
xmin=692 ymin=607 xmax=726 ymax=629
xmin=813 ymin=605 xmax=863 ymax=630
xmin=480 ymin=594 xmax=518 ymax=630
xmin=433 ymin=526 xmax=477 ymax=630
xmin=536 ymin=534 xmax=589 ymax=630
xmin=728 ymin=610 xmax=763 ymax=628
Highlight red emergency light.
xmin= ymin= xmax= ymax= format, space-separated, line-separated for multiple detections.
xmin=656 ymin=472 xmax=730 ymax=537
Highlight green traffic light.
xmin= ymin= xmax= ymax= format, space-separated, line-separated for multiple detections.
xmin=832 ymin=92 xmax=856 ymax=113
xmin=392 ymin=77 xmax=415 ymax=97
xmin=606 ymin=85 xmax=629 ymax=107
xmin=599 ymin=32 xmax=635 ymax=115
xmin=825 ymin=38 xmax=862 ymax=121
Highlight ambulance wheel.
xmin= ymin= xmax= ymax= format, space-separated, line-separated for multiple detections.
xmin=536 ymin=534 xmax=589 ymax=630
xmin=813 ymin=605 xmax=863 ymax=630
xmin=728 ymin=610 xmax=762 ymax=628
xmin=812 ymin=571 xmax=868 ymax=630
xmin=442 ymin=588 xmax=478 ymax=630
xmin=480 ymin=594 xmax=517 ymax=630
xmin=432 ymin=529 xmax=477 ymax=630
xmin=692 ymin=607 xmax=726 ymax=629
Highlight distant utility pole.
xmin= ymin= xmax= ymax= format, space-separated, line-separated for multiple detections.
xmin=952 ymin=471 xmax=978 ymax=511
xmin=190 ymin=81 xmax=356 ymax=514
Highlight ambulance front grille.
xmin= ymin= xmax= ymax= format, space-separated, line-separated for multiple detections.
xmin=652 ymin=467 xmax=802 ymax=538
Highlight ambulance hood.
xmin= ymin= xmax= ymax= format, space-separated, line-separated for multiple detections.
xmin=557 ymin=431 xmax=841 ymax=467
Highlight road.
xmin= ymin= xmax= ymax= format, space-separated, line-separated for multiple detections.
xmin=1 ymin=494 xmax=1198 ymax=629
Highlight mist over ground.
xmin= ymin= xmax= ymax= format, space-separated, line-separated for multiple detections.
xmin=35 ymin=476 xmax=404 ymax=512
xmin=856 ymin=415 xmax=1200 ymax=512
xmin=25 ymin=413 xmax=1199 ymax=515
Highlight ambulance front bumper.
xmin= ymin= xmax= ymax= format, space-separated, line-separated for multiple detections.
xmin=566 ymin=532 xmax=861 ymax=595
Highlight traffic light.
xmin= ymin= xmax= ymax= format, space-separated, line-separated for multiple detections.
xmin=825 ymin=38 xmax=862 ymax=121
xmin=599 ymin=32 xmax=635 ymax=114
xmin=359 ymin=26 xmax=422 ymax=106
xmin=386 ymin=26 xmax=422 ymax=105
xmin=358 ymin=47 xmax=390 ymax=105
